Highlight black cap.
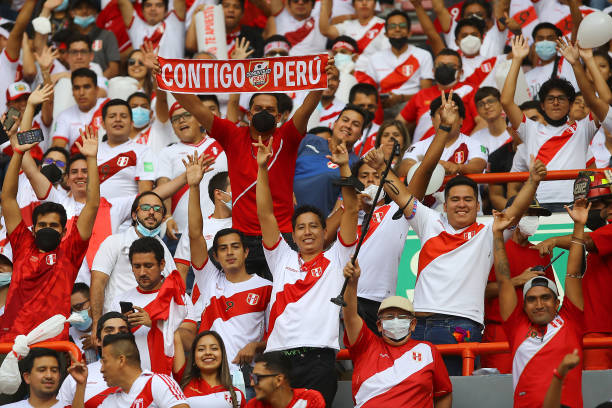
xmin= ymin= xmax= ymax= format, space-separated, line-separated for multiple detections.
xmin=505 ymin=195 xmax=552 ymax=217
xmin=70 ymin=0 xmax=100 ymax=11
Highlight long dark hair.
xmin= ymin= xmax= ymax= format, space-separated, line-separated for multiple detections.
xmin=182 ymin=331 xmax=239 ymax=408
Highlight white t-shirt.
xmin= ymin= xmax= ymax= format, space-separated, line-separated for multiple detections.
xmin=1 ymin=400 xmax=65 ymax=408
xmin=99 ymin=371 xmax=187 ymax=407
xmin=58 ymin=360 xmax=109 ymax=406
xmin=128 ymin=12 xmax=185 ymax=59
xmin=0 ymin=49 xmax=19 ymax=109
xmin=156 ymin=138 xmax=227 ymax=233
xmin=274 ymin=8 xmax=327 ymax=56
xmin=516 ymin=114 xmax=600 ymax=203
xmin=591 ymin=130 xmax=612 ymax=168
xmin=174 ymin=215 xmax=232 ymax=267
xmin=443 ymin=21 xmax=507 ymax=58
xmin=524 ymin=57 xmax=578 ymax=100
xmin=355 ymin=203 xmax=410 ymax=302
xmin=52 ymin=98 xmax=108 ymax=150
xmin=97 ymin=140 xmax=156 ymax=200
xmin=335 ymin=16 xmax=389 ymax=56
xmin=191 ymin=258 xmax=272 ymax=371
xmin=355 ymin=45 xmax=434 ymax=95
xmin=471 ymin=127 xmax=512 ymax=156
xmin=313 ymin=0 xmax=355 ymax=18
xmin=91 ymin=226 xmax=177 ymax=313
xmin=263 ymin=235 xmax=356 ymax=352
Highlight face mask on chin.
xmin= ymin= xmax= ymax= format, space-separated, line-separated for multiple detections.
xmin=136 ymin=220 xmax=161 ymax=237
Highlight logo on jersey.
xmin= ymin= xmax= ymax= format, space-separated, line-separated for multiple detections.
xmin=482 ymin=62 xmax=492 ymax=73
xmin=92 ymin=40 xmax=103 ymax=51
xmin=46 ymin=254 xmax=57 ymax=266
xmin=224 ymin=393 xmax=233 ymax=403
xmin=311 ymin=267 xmax=323 ymax=277
xmin=246 ymin=293 xmax=260 ymax=305
xmin=373 ymin=210 xmax=384 ymax=223
xmin=327 ymin=161 xmax=339 ymax=169
xmin=463 ymin=231 xmax=476 ymax=240
xmin=412 ymin=352 xmax=422 ymax=361
xmin=454 ymin=151 xmax=464 ymax=163
xmin=366 ymin=28 xmax=378 ymax=39
xmin=402 ymin=65 xmax=414 ymax=77
xmin=132 ymin=398 xmax=144 ymax=408
xmin=117 ymin=156 xmax=130 ymax=167
xmin=247 ymin=61 xmax=271 ymax=90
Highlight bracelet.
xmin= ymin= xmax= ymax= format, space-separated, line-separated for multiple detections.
xmin=13 ymin=147 xmax=24 ymax=155
xmin=570 ymin=240 xmax=585 ymax=246
xmin=571 ymin=235 xmax=584 ymax=242
xmin=438 ymin=124 xmax=452 ymax=132
xmin=566 ymin=273 xmax=583 ymax=279
xmin=553 ymin=368 xmax=564 ymax=380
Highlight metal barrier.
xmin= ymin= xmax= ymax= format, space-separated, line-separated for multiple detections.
xmin=444 ymin=168 xmax=611 ymax=184
xmin=0 ymin=341 xmax=82 ymax=362
xmin=337 ymin=337 xmax=612 ymax=376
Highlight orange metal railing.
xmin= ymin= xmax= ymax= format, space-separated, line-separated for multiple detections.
xmin=0 ymin=341 xmax=82 ymax=362
xmin=337 ymin=337 xmax=612 ymax=376
xmin=444 ymin=168 xmax=611 ymax=184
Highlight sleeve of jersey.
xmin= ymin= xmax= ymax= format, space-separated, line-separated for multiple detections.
xmin=262 ymin=236 xmax=292 ymax=280
xmin=515 ymin=114 xmax=528 ymax=136
xmin=589 ymin=226 xmax=612 ymax=257
xmin=344 ymin=319 xmax=372 ymax=355
xmin=155 ymin=147 xmax=172 ymax=180
xmin=602 ymin=105 xmax=612 ymax=133
xmin=466 ymin=137 xmax=488 ymax=162
xmin=152 ymin=374 xmax=188 ymax=407
xmin=298 ymin=389 xmax=326 ymax=408
xmin=501 ymin=302 xmax=525 ymax=344
xmin=560 ymin=296 xmax=585 ymax=334
xmin=57 ymin=372 xmax=76 ymax=405
xmin=174 ymin=234 xmax=190 ymax=265
xmin=62 ymin=219 xmax=90 ymax=278
xmin=192 ymin=258 xmax=220 ymax=292
xmin=137 ymin=147 xmax=156 ymax=181
xmin=581 ymin=113 xmax=600 ymax=144
xmin=52 ymin=113 xmax=70 ymax=142
xmin=431 ymin=344 xmax=452 ymax=397
xmin=91 ymin=235 xmax=119 ymax=275
xmin=210 ymin=115 xmax=237 ymax=149
xmin=406 ymin=200 xmax=437 ymax=237
xmin=419 ymin=52 xmax=434 ymax=80
xmin=332 ymin=231 xmax=358 ymax=267
xmin=354 ymin=57 xmax=377 ymax=87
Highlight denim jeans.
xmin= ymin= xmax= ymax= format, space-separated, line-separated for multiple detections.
xmin=412 ymin=314 xmax=484 ymax=376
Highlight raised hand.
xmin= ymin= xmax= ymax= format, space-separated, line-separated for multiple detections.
xmin=439 ymin=90 xmax=459 ymax=128
xmin=254 ymin=136 xmax=273 ymax=168
xmin=556 ymin=36 xmax=579 ymax=65
xmin=492 ymin=209 xmax=515 ymax=233
xmin=27 ymin=83 xmax=54 ymax=107
xmin=67 ymin=360 xmax=88 ymax=385
xmin=75 ymin=126 xmax=99 ymax=158
xmin=142 ymin=41 xmax=160 ymax=75
xmin=326 ymin=140 xmax=349 ymax=167
xmin=528 ymin=155 xmax=547 ymax=184
xmin=34 ymin=46 xmax=59 ymax=72
xmin=511 ymin=35 xmax=530 ymax=61
xmin=512 ymin=267 xmax=544 ymax=286
xmin=578 ymin=46 xmax=593 ymax=61
xmin=230 ymin=37 xmax=254 ymax=60
xmin=325 ymin=56 xmax=336 ymax=77
xmin=363 ymin=147 xmax=385 ymax=170
xmin=565 ymin=197 xmax=591 ymax=225
xmin=342 ymin=259 xmax=361 ymax=283
xmin=182 ymin=151 xmax=206 ymax=186
xmin=43 ymin=0 xmax=64 ymax=10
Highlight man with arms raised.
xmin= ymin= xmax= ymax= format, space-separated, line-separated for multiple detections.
xmin=256 ymin=134 xmax=358 ymax=406
xmin=491 ymin=195 xmax=588 ymax=407
xmin=364 ymin=91 xmax=547 ymax=375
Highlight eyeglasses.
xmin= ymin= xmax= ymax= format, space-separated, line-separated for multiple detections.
xmin=128 ymin=58 xmax=145 ymax=67
xmin=170 ymin=112 xmax=193 ymax=124
xmin=250 ymin=373 xmax=279 ymax=385
xmin=138 ymin=204 xmax=163 ymax=213
xmin=476 ymin=98 xmax=499 ymax=108
xmin=69 ymin=49 xmax=90 ymax=56
xmin=544 ymin=95 xmax=569 ymax=104
xmin=387 ymin=23 xmax=408 ymax=30
xmin=43 ymin=158 xmax=66 ymax=168
xmin=379 ymin=313 xmax=413 ymax=321
xmin=71 ymin=299 xmax=89 ymax=312
xmin=266 ymin=51 xmax=289 ymax=57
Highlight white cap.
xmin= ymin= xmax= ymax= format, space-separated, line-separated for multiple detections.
xmin=6 ymin=81 xmax=31 ymax=101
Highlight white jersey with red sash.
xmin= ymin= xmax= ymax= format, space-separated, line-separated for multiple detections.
xmin=439 ymin=14 xmax=507 ymax=58
xmin=58 ymin=360 xmax=120 ymax=408
xmin=317 ymin=98 xmax=346 ymax=129
xmin=335 ymin=16 xmax=389 ymax=56
xmin=532 ymin=0 xmax=596 ymax=36
xmin=52 ymin=98 xmax=108 ymax=152
xmin=97 ymin=139 xmax=155 ymax=200
xmin=516 ymin=114 xmax=598 ymax=203
xmin=352 ymin=122 xmax=380 ymax=157
xmin=508 ymin=0 xmax=540 ymax=44
xmin=355 ymin=45 xmax=433 ymax=95
xmin=525 ymin=57 xmax=578 ymax=100
xmin=263 ymin=234 xmax=357 ymax=352
xmin=191 ymin=258 xmax=272 ymax=371
xmin=99 ymin=371 xmax=187 ymax=408
xmin=156 ymin=138 xmax=227 ymax=233
xmin=408 ymin=201 xmax=502 ymax=324
xmin=503 ymin=299 xmax=584 ymax=408
xmin=275 ymin=8 xmax=326 ymax=56
xmin=354 ymin=203 xmax=410 ymax=302
xmin=128 ymin=11 xmax=185 ymax=59
xmin=134 ymin=125 xmax=153 ymax=146
xmin=463 ymin=55 xmax=506 ymax=90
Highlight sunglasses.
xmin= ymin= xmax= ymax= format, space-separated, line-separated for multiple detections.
xmin=43 ymin=158 xmax=66 ymax=168
xmin=128 ymin=58 xmax=145 ymax=67
xmin=250 ymin=372 xmax=279 ymax=385
xmin=138 ymin=204 xmax=163 ymax=213
xmin=171 ymin=111 xmax=193 ymax=124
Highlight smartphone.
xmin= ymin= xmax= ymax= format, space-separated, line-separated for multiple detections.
xmin=120 ymin=301 xmax=134 ymax=314
xmin=3 ymin=107 xmax=21 ymax=132
xmin=0 ymin=123 xmax=8 ymax=146
xmin=17 ymin=128 xmax=44 ymax=145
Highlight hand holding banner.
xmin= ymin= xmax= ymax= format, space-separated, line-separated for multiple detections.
xmin=156 ymin=54 xmax=329 ymax=94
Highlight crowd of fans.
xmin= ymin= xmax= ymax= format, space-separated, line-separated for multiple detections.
xmin=0 ymin=0 xmax=611 ymax=406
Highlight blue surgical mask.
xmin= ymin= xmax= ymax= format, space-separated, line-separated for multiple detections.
xmin=219 ymin=190 xmax=232 ymax=211
xmin=335 ymin=53 xmax=353 ymax=70
xmin=73 ymin=15 xmax=96 ymax=28
xmin=136 ymin=220 xmax=161 ymax=237
xmin=0 ymin=272 xmax=11 ymax=287
xmin=535 ymin=40 xmax=557 ymax=61
xmin=55 ymin=0 xmax=69 ymax=11
xmin=132 ymin=107 xmax=151 ymax=128
xmin=72 ymin=309 xmax=92 ymax=332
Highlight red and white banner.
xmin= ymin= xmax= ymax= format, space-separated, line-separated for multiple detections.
xmin=156 ymin=54 xmax=328 ymax=94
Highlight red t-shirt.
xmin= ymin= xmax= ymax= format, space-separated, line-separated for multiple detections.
xmin=503 ymin=299 xmax=584 ymax=408
xmin=486 ymin=239 xmax=553 ymax=324
xmin=0 ymin=220 xmax=89 ymax=342
xmin=209 ymin=116 xmax=304 ymax=235
xmin=345 ymin=322 xmax=451 ymax=407
xmin=583 ymin=224 xmax=612 ymax=334
xmin=246 ymin=388 xmax=325 ymax=408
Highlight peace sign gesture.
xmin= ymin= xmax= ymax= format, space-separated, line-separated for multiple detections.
xmin=439 ymin=90 xmax=458 ymax=128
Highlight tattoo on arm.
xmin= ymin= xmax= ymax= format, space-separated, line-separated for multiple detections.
xmin=493 ymin=235 xmax=511 ymax=279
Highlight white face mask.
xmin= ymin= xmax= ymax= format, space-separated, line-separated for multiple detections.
xmin=381 ymin=318 xmax=412 ymax=341
xmin=362 ymin=184 xmax=385 ymax=205
xmin=518 ymin=216 xmax=539 ymax=236
xmin=459 ymin=35 xmax=482 ymax=56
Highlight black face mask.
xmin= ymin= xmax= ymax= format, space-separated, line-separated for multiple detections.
xmin=540 ymin=108 xmax=568 ymax=127
xmin=389 ymin=37 xmax=409 ymax=50
xmin=251 ymin=110 xmax=276 ymax=133
xmin=34 ymin=227 xmax=62 ymax=252
xmin=434 ymin=65 xmax=457 ymax=86
xmin=40 ymin=164 xmax=63 ymax=184
xmin=586 ymin=208 xmax=607 ymax=231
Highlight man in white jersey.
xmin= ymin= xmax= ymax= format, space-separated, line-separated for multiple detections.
xmin=363 ymin=90 xmax=548 ymax=376
xmin=319 ymin=0 xmax=388 ymax=57
xmin=453 ymin=17 xmax=489 ymax=80
xmin=68 ymin=332 xmax=189 ymax=407
xmin=502 ymin=35 xmax=608 ymax=211
xmin=174 ymin=171 xmax=233 ymax=277
xmin=308 ymin=65 xmax=344 ymax=129
xmin=117 ymin=0 xmax=186 ymax=59
xmin=349 ymin=83 xmax=381 ymax=156
xmin=471 ymin=87 xmax=513 ymax=156
xmin=532 ymin=0 xmax=596 ymax=37
xmin=256 ymin=132 xmax=358 ymax=406
xmin=51 ymin=68 xmax=108 ymax=152
xmin=3 ymin=349 xmax=65 ymax=408
xmin=354 ymin=10 xmax=433 ymax=116
xmin=58 ymin=312 xmax=131 ymax=407
xmin=264 ymin=0 xmax=326 ymax=56
xmin=178 ymin=153 xmax=270 ymax=389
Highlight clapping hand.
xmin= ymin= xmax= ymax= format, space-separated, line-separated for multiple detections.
xmin=75 ymin=126 xmax=99 ymax=158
